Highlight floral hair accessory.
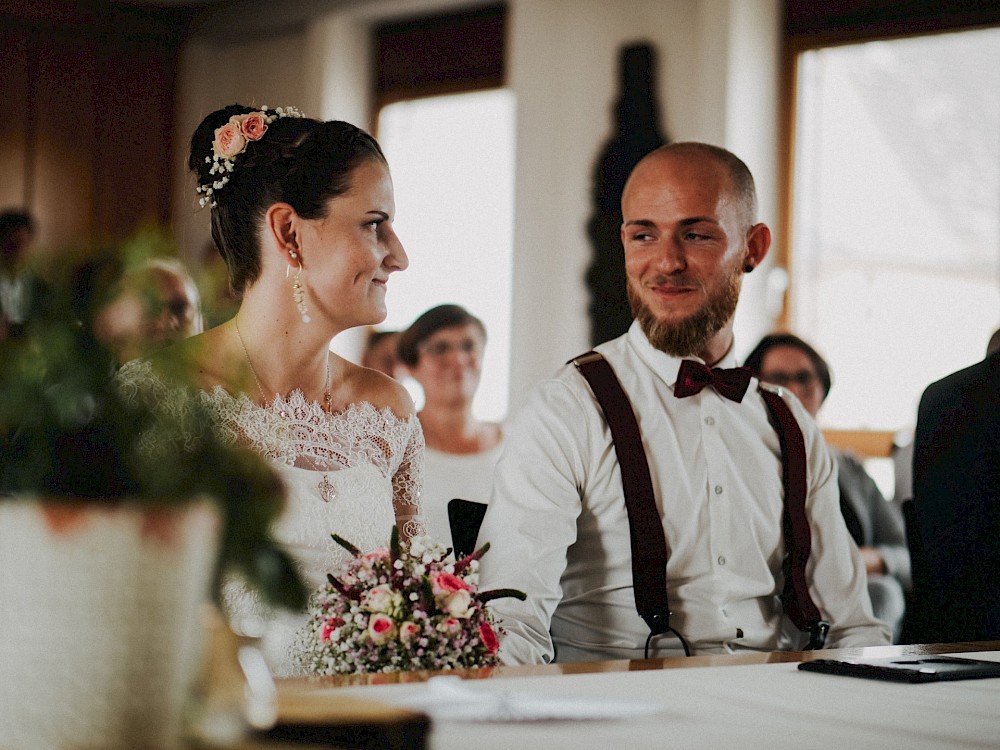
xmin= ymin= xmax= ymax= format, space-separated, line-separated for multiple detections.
xmin=297 ymin=527 xmax=525 ymax=675
xmin=197 ymin=105 xmax=305 ymax=208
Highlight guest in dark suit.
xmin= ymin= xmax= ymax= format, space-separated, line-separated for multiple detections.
xmin=908 ymin=347 xmax=1000 ymax=642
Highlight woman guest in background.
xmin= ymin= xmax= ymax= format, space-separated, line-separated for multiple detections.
xmin=744 ymin=332 xmax=910 ymax=641
xmin=398 ymin=304 xmax=504 ymax=548
xmin=117 ymin=104 xmax=423 ymax=674
xmin=360 ymin=327 xmax=405 ymax=379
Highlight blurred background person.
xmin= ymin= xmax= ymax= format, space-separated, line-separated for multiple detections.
xmin=398 ymin=304 xmax=504 ymax=547
xmin=0 ymin=210 xmax=47 ymax=340
xmin=93 ymin=257 xmax=203 ymax=365
xmin=361 ymin=327 xmax=405 ymax=379
xmin=745 ymin=332 xmax=910 ymax=641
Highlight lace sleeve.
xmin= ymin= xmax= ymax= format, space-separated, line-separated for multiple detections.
xmin=393 ymin=417 xmax=425 ymax=542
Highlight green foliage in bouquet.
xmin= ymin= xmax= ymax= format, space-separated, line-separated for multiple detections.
xmin=0 ymin=235 xmax=306 ymax=611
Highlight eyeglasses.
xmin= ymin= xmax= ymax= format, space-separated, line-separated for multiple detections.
xmin=760 ymin=370 xmax=819 ymax=389
xmin=420 ymin=339 xmax=482 ymax=358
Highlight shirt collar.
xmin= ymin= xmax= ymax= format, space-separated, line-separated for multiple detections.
xmin=626 ymin=319 xmax=740 ymax=388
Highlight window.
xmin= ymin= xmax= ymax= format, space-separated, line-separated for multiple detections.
xmin=376 ymin=89 xmax=516 ymax=421
xmin=788 ymin=26 xmax=1000 ymax=432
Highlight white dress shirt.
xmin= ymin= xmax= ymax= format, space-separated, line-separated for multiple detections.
xmin=477 ymin=321 xmax=890 ymax=664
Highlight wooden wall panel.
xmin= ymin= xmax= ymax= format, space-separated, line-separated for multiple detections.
xmin=30 ymin=28 xmax=99 ymax=252
xmin=0 ymin=24 xmax=30 ymax=211
xmin=0 ymin=4 xmax=190 ymax=255
xmin=92 ymin=39 xmax=176 ymax=241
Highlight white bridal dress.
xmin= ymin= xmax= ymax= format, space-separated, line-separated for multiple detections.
xmin=116 ymin=360 xmax=425 ymax=676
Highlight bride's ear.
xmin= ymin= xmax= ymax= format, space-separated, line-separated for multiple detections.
xmin=264 ymin=203 xmax=303 ymax=268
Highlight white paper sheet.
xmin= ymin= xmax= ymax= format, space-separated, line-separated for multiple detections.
xmin=391 ymin=675 xmax=663 ymax=723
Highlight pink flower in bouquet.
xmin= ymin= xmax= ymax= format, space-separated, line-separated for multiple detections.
xmin=430 ymin=570 xmax=470 ymax=597
xmin=321 ymin=617 xmax=343 ymax=642
xmin=368 ymin=613 xmax=396 ymax=644
xmin=479 ymin=622 xmax=499 ymax=654
xmin=363 ymin=583 xmax=398 ymax=614
xmin=438 ymin=617 xmax=462 ymax=635
xmin=399 ymin=621 xmax=420 ymax=645
xmin=236 ymin=111 xmax=269 ymax=140
xmin=442 ymin=589 xmax=474 ymax=619
xmin=213 ymin=122 xmax=246 ymax=158
xmin=363 ymin=548 xmax=390 ymax=565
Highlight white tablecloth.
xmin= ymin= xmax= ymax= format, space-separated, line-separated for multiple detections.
xmin=327 ymin=652 xmax=1000 ymax=750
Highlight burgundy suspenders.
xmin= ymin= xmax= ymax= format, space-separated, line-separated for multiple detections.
xmin=572 ymin=351 xmax=830 ymax=652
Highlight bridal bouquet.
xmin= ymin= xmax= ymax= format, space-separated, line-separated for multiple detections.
xmin=298 ymin=528 xmax=525 ymax=675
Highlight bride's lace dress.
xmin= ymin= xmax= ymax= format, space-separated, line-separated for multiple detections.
xmin=116 ymin=360 xmax=425 ymax=675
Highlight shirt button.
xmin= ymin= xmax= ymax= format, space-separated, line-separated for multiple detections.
xmin=718 ymin=555 xmax=727 ymax=566
xmin=705 ymin=416 xmax=716 ymax=426
xmin=714 ymin=485 xmax=724 ymax=495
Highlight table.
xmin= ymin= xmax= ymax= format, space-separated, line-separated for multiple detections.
xmin=271 ymin=641 xmax=1000 ymax=749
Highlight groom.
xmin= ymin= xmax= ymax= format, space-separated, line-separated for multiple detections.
xmin=477 ymin=142 xmax=889 ymax=663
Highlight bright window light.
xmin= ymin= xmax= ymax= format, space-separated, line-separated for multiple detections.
xmin=791 ymin=27 xmax=1000 ymax=431
xmin=376 ymin=89 xmax=516 ymax=422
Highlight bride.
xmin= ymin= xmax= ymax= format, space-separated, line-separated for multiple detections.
xmin=117 ymin=104 xmax=423 ymax=674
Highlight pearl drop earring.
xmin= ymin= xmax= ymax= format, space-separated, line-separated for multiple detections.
xmin=289 ymin=251 xmax=310 ymax=323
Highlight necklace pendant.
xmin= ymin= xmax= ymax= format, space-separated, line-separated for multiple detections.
xmin=318 ymin=474 xmax=335 ymax=502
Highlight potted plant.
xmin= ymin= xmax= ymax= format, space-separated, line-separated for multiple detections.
xmin=0 ymin=238 xmax=306 ymax=749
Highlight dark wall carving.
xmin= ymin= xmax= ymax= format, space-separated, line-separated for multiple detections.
xmin=585 ymin=43 xmax=668 ymax=346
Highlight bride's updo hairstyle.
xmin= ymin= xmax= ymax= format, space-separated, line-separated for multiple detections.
xmin=189 ymin=104 xmax=387 ymax=295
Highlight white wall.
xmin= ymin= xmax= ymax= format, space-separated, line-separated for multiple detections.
xmin=172 ymin=0 xmax=782 ymax=413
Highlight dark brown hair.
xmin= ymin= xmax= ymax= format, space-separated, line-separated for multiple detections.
xmin=743 ymin=332 xmax=833 ymax=400
xmin=188 ymin=104 xmax=386 ymax=295
xmin=397 ymin=304 xmax=486 ymax=367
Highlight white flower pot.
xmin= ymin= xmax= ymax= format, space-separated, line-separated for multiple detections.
xmin=0 ymin=499 xmax=219 ymax=750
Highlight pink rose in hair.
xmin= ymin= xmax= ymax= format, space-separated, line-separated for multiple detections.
xmin=367 ymin=613 xmax=396 ymax=644
xmin=238 ymin=111 xmax=269 ymax=141
xmin=213 ymin=122 xmax=246 ymax=158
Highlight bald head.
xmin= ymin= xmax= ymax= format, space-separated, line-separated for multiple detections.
xmin=623 ymin=142 xmax=758 ymax=232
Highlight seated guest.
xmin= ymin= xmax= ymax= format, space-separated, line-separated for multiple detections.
xmin=908 ymin=341 xmax=999 ymax=643
xmin=361 ymin=327 xmax=405 ymax=379
xmin=744 ymin=332 xmax=910 ymax=641
xmin=0 ymin=210 xmax=48 ymax=340
xmin=398 ymin=304 xmax=504 ymax=547
xmin=93 ymin=257 xmax=204 ymax=364
xmin=477 ymin=142 xmax=889 ymax=664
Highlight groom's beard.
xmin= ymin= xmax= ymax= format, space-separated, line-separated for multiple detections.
xmin=627 ymin=268 xmax=743 ymax=357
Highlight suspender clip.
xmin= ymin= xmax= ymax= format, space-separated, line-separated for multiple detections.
xmin=805 ymin=620 xmax=830 ymax=650
xmin=643 ymin=611 xmax=672 ymax=636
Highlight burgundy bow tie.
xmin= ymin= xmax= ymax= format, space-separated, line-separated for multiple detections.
xmin=674 ymin=359 xmax=752 ymax=403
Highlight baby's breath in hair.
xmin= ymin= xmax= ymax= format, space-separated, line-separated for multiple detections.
xmin=196 ymin=105 xmax=304 ymax=208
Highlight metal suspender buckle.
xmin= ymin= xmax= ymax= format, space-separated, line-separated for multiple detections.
xmin=806 ymin=620 xmax=831 ymax=650
xmin=644 ymin=611 xmax=672 ymax=637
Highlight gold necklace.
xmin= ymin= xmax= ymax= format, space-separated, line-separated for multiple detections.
xmin=234 ymin=316 xmax=332 ymax=409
